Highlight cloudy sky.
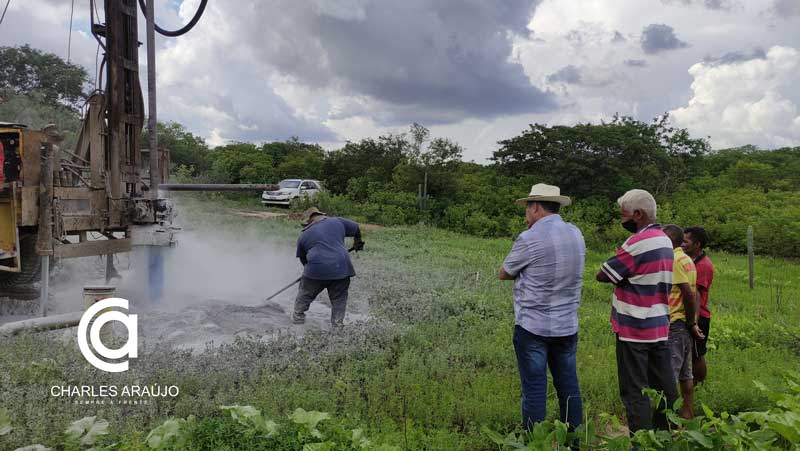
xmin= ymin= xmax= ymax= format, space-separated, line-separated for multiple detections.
xmin=2 ymin=0 xmax=799 ymax=161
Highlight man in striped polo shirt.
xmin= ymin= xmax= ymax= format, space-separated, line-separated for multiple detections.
xmin=596 ymin=189 xmax=678 ymax=433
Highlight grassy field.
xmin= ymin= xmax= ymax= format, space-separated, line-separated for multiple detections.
xmin=1 ymin=196 xmax=799 ymax=449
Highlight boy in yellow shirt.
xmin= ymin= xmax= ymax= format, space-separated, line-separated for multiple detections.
xmin=662 ymin=225 xmax=704 ymax=419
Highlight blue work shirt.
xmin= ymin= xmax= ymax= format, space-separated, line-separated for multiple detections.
xmin=502 ymin=214 xmax=586 ymax=337
xmin=296 ymin=217 xmax=360 ymax=280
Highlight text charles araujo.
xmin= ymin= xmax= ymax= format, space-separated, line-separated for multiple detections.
xmin=51 ymin=385 xmax=180 ymax=400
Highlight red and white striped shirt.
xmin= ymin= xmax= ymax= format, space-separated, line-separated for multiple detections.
xmin=601 ymin=224 xmax=674 ymax=342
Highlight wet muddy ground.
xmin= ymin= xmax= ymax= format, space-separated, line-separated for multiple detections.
xmin=0 ymin=218 xmax=371 ymax=350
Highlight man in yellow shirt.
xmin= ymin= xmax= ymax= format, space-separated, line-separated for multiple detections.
xmin=662 ymin=225 xmax=704 ymax=419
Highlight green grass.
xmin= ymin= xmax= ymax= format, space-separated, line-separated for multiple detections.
xmin=1 ymin=195 xmax=798 ymax=449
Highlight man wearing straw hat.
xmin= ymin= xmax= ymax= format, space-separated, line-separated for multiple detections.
xmin=498 ymin=183 xmax=586 ymax=433
xmin=293 ymin=207 xmax=364 ymax=329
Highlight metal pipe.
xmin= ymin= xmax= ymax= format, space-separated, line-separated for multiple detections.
xmin=146 ymin=0 xmax=159 ymax=199
xmin=159 ymin=183 xmax=279 ymax=192
xmin=36 ymin=142 xmax=54 ymax=317
xmin=39 ymin=256 xmax=49 ymax=317
xmin=265 ymin=276 xmax=302 ymax=301
xmin=148 ymin=246 xmax=164 ymax=303
xmin=36 ymin=141 xmax=55 ymax=317
xmin=263 ymin=248 xmax=354 ymax=302
xmin=0 ymin=311 xmax=84 ymax=337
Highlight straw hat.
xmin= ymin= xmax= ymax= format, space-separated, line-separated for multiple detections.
xmin=515 ymin=183 xmax=572 ymax=206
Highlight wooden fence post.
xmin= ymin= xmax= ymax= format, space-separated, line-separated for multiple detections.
xmin=747 ymin=225 xmax=754 ymax=289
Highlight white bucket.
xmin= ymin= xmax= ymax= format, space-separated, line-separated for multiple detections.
xmin=83 ymin=285 xmax=116 ymax=309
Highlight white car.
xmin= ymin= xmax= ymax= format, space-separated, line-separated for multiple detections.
xmin=262 ymin=179 xmax=322 ymax=206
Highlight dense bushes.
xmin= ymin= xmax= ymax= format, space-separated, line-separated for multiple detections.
xmin=663 ymin=188 xmax=800 ymax=258
xmin=6 ymin=376 xmax=800 ymax=450
xmin=175 ymin=118 xmax=799 ymax=257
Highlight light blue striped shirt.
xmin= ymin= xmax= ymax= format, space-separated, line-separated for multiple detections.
xmin=502 ymin=214 xmax=586 ymax=337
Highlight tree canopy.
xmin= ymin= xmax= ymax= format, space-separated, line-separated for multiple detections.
xmin=492 ymin=114 xmax=710 ymax=200
xmin=0 ymin=45 xmax=89 ymax=108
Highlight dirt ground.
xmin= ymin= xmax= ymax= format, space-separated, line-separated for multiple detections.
xmin=228 ymin=209 xmax=288 ymax=220
xmin=229 ymin=207 xmax=384 ymax=231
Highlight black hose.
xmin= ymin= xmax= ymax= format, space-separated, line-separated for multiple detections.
xmin=137 ymin=0 xmax=207 ymax=37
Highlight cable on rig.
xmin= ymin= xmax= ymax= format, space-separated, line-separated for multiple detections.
xmin=137 ymin=0 xmax=207 ymax=37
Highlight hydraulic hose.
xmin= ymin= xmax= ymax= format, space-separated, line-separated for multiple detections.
xmin=137 ymin=0 xmax=207 ymax=37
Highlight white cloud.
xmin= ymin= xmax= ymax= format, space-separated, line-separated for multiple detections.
xmin=4 ymin=0 xmax=800 ymax=156
xmin=670 ymin=46 xmax=800 ymax=148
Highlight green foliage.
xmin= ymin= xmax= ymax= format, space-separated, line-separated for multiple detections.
xmin=666 ymin=187 xmax=800 ymax=257
xmin=276 ymin=148 xmax=325 ymax=180
xmin=267 ymin=139 xmax=326 ymax=180
xmin=1 ymin=200 xmax=799 ymax=449
xmin=0 ymin=407 xmax=12 ymax=435
xmin=492 ymin=114 xmax=709 ymax=199
xmin=0 ymin=45 xmax=89 ymax=108
xmin=289 ymin=408 xmax=331 ymax=440
xmin=145 ymin=417 xmax=194 ymax=450
xmin=221 ymin=405 xmax=279 ymax=437
xmin=207 ymin=143 xmax=274 ymax=184
xmin=149 ymin=121 xmax=211 ymax=176
xmin=164 ymin=115 xmax=800 ymax=257
xmin=482 ymin=375 xmax=800 ymax=450
xmin=0 ymin=91 xmax=82 ymax=150
xmin=7 ymin=407 xmax=401 ymax=450
xmin=697 ymin=146 xmax=800 ymax=191
xmin=64 ymin=416 xmax=110 ymax=447
xmin=323 ymin=135 xmax=407 ymax=194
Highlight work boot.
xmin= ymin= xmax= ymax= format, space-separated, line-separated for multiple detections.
xmin=292 ymin=312 xmax=305 ymax=325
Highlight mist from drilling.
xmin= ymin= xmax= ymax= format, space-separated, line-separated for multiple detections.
xmin=35 ymin=203 xmax=353 ymax=349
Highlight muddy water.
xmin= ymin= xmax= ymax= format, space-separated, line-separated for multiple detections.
xmin=0 ymin=225 xmax=370 ymax=351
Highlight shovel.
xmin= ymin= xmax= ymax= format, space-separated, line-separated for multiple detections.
xmin=264 ymin=246 xmax=357 ymax=301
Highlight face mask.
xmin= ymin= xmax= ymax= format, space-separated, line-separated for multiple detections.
xmin=622 ymin=219 xmax=638 ymax=233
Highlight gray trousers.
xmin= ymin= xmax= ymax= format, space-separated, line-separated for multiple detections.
xmin=294 ymin=276 xmax=351 ymax=326
xmin=616 ymin=337 xmax=678 ymax=433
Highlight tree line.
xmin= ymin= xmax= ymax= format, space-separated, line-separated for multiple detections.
xmin=163 ymin=118 xmax=800 ymax=258
xmin=1 ymin=44 xmax=798 ymax=257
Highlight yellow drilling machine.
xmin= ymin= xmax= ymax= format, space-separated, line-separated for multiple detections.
xmin=0 ymin=0 xmax=273 ymax=318
xmin=0 ymin=0 xmax=277 ymax=320
xmin=0 ymin=0 xmax=176 ymax=306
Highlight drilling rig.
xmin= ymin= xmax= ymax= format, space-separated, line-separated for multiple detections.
xmin=0 ymin=0 xmax=274 ymax=312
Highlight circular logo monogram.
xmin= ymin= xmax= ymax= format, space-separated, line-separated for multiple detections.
xmin=77 ymin=298 xmax=138 ymax=372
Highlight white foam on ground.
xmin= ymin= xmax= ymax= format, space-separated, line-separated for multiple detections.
xmin=1 ymin=218 xmax=370 ymax=351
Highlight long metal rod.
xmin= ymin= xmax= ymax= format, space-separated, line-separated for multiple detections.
xmin=39 ymin=256 xmax=49 ymax=316
xmin=146 ymin=0 xmax=159 ymax=198
xmin=37 ymin=142 xmax=54 ymax=317
xmin=264 ymin=248 xmax=355 ymax=302
xmin=265 ymin=276 xmax=302 ymax=301
xmin=159 ymin=183 xmax=279 ymax=192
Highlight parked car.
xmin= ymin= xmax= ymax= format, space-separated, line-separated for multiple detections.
xmin=262 ymin=179 xmax=322 ymax=206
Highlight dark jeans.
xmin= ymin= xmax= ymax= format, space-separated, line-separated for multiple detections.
xmin=513 ymin=326 xmax=583 ymax=431
xmin=615 ymin=337 xmax=678 ymax=433
xmin=294 ymin=276 xmax=350 ymax=326
xmin=693 ymin=316 xmax=711 ymax=359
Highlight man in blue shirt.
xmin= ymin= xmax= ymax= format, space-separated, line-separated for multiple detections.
xmin=498 ymin=184 xmax=585 ymax=434
xmin=293 ymin=207 xmax=364 ymax=328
